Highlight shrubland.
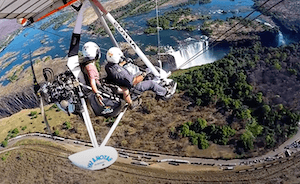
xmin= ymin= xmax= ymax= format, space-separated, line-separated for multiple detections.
xmin=172 ymin=41 xmax=300 ymax=155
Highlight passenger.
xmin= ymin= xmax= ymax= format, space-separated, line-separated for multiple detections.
xmin=81 ymin=41 xmax=105 ymax=106
xmin=105 ymin=47 xmax=175 ymax=109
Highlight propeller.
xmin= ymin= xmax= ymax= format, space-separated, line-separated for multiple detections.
xmin=29 ymin=50 xmax=52 ymax=135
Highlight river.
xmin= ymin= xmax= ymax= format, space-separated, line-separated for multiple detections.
xmin=0 ymin=0 xmax=295 ymax=86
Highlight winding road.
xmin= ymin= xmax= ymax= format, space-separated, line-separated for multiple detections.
xmin=1 ymin=124 xmax=300 ymax=171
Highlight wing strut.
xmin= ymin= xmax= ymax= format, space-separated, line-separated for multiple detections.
xmin=100 ymin=107 xmax=127 ymax=148
xmin=66 ymin=1 xmax=99 ymax=148
xmin=90 ymin=1 xmax=119 ymax=48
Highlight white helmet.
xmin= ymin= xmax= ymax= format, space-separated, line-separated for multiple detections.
xmin=82 ymin=42 xmax=100 ymax=60
xmin=106 ymin=47 xmax=124 ymax=64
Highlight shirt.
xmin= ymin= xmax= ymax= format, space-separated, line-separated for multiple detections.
xmin=105 ymin=63 xmax=134 ymax=89
xmin=85 ymin=63 xmax=100 ymax=85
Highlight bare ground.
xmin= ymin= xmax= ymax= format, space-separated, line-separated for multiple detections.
xmin=1 ymin=142 xmax=300 ymax=184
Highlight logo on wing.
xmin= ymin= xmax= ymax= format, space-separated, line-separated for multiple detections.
xmin=87 ymin=155 xmax=113 ymax=169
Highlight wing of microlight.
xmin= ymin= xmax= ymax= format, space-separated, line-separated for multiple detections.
xmin=0 ymin=0 xmax=82 ymax=26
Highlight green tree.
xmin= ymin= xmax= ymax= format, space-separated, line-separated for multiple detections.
xmin=64 ymin=121 xmax=71 ymax=129
xmin=254 ymin=54 xmax=260 ymax=62
xmin=241 ymin=130 xmax=254 ymax=150
xmin=185 ymin=25 xmax=197 ymax=31
xmin=12 ymin=128 xmax=19 ymax=134
xmin=237 ymin=109 xmax=252 ymax=120
xmin=222 ymin=125 xmax=236 ymax=138
xmin=276 ymin=104 xmax=284 ymax=111
xmin=287 ymin=68 xmax=297 ymax=75
xmin=1 ymin=140 xmax=8 ymax=147
xmin=54 ymin=130 xmax=59 ymax=136
xmin=265 ymin=133 xmax=275 ymax=148
xmin=95 ymin=62 xmax=101 ymax=72
xmin=246 ymin=119 xmax=263 ymax=137
xmin=263 ymin=105 xmax=271 ymax=114
xmin=144 ymin=27 xmax=157 ymax=34
xmin=29 ymin=111 xmax=37 ymax=116
xmin=180 ymin=123 xmax=190 ymax=137
xmin=195 ymin=118 xmax=207 ymax=132
xmin=198 ymin=133 xmax=209 ymax=149
xmin=232 ymin=99 xmax=242 ymax=110
xmin=191 ymin=135 xmax=198 ymax=145
xmin=280 ymin=52 xmax=287 ymax=61
xmin=274 ymin=62 xmax=282 ymax=70
xmin=256 ymin=92 xmax=263 ymax=103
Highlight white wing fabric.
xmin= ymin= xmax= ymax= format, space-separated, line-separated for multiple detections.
xmin=0 ymin=0 xmax=80 ymax=25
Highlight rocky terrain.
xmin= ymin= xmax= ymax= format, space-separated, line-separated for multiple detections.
xmin=0 ymin=56 xmax=69 ymax=118
xmin=254 ymin=0 xmax=300 ymax=34
xmin=201 ymin=17 xmax=278 ymax=47
xmin=0 ymin=19 xmax=21 ymax=41
xmin=0 ymin=89 xmax=38 ymax=118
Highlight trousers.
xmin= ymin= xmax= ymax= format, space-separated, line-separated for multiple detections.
xmin=134 ymin=80 xmax=166 ymax=96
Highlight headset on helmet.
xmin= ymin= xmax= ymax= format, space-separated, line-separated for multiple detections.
xmin=82 ymin=42 xmax=100 ymax=61
xmin=106 ymin=47 xmax=124 ymax=64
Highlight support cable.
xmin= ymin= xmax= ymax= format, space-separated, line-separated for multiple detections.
xmin=156 ymin=0 xmax=161 ymax=62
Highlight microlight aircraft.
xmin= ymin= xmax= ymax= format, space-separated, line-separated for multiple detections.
xmin=0 ymin=0 xmax=177 ymax=170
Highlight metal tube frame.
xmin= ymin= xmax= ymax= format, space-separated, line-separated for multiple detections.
xmin=89 ymin=0 xmax=119 ymax=48
xmin=100 ymin=107 xmax=127 ymax=148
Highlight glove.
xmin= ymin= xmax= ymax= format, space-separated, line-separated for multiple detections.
xmin=125 ymin=57 xmax=133 ymax=63
xmin=145 ymin=68 xmax=151 ymax=74
xmin=96 ymin=92 xmax=104 ymax=106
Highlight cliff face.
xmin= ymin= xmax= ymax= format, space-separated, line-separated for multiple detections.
xmin=0 ymin=19 xmax=21 ymax=41
xmin=0 ymin=87 xmax=39 ymax=118
xmin=200 ymin=17 xmax=279 ymax=48
xmin=254 ymin=0 xmax=300 ymax=34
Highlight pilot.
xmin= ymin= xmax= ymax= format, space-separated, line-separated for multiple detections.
xmin=105 ymin=47 xmax=175 ymax=109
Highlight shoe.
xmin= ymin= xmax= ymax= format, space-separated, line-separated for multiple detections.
xmin=156 ymin=81 xmax=177 ymax=101
xmin=165 ymin=81 xmax=177 ymax=98
xmin=129 ymin=98 xmax=142 ymax=110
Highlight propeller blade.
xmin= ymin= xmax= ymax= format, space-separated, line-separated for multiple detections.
xmin=29 ymin=49 xmax=52 ymax=136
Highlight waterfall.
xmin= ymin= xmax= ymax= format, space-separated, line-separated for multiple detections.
xmin=166 ymin=36 xmax=215 ymax=69
xmin=278 ymin=30 xmax=286 ymax=47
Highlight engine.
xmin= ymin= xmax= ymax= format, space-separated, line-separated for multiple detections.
xmin=40 ymin=70 xmax=81 ymax=114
